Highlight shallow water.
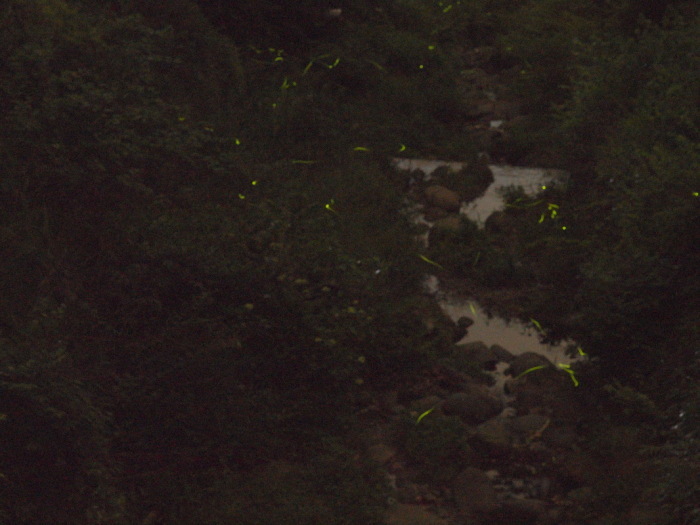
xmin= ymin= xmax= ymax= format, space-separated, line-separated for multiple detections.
xmin=462 ymin=164 xmax=569 ymax=226
xmin=392 ymin=158 xmax=568 ymax=227
xmin=423 ymin=275 xmax=574 ymax=366
xmin=395 ymin=158 xmax=575 ymax=370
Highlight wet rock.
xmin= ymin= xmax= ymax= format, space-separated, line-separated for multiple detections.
xmin=453 ymin=467 xmax=500 ymax=516
xmin=442 ymin=386 xmax=503 ymax=424
xmin=431 ymin=214 xmax=463 ymax=232
xmin=424 ymin=185 xmax=461 ymax=212
xmin=423 ymin=206 xmax=449 ymax=222
xmin=459 ymin=316 xmax=475 ymax=327
xmin=415 ymin=298 xmax=456 ymax=335
xmin=451 ymin=316 xmax=475 ymax=342
xmin=473 ymin=417 xmax=512 ymax=450
xmin=509 ymin=414 xmax=551 ymax=441
xmin=456 ymin=341 xmax=499 ymax=370
xmin=505 ymin=352 xmax=554 ymax=378
xmin=506 ymin=367 xmax=580 ymax=418
xmin=387 ymin=504 xmax=450 ymax=525
xmin=484 ymin=210 xmax=518 ymax=235
xmin=490 ymin=344 xmax=515 ymax=363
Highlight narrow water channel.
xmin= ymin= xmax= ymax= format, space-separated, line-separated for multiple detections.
xmin=393 ymin=158 xmax=575 ymax=370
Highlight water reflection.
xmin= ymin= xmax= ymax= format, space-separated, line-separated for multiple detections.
xmin=392 ymin=158 xmax=569 ymax=227
xmin=396 ymin=157 xmax=576 ymax=372
xmin=423 ymin=275 xmax=574 ymax=366
xmin=462 ymin=165 xmax=569 ymax=226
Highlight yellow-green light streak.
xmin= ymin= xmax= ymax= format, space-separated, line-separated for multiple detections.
xmin=557 ymin=363 xmax=579 ymax=387
xmin=514 ymin=365 xmax=547 ymax=380
xmin=325 ymin=199 xmax=338 ymax=214
xmin=416 ymin=407 xmax=436 ymax=424
xmin=418 ymin=254 xmax=444 ymax=269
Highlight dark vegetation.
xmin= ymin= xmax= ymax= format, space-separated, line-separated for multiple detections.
xmin=0 ymin=0 xmax=698 ymax=523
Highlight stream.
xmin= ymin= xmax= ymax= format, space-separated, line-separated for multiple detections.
xmin=393 ymin=158 xmax=575 ymax=373
xmin=378 ymin=158 xmax=589 ymax=522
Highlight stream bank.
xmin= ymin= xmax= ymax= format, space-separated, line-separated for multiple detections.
xmin=356 ymin=30 xmax=697 ymax=525
xmin=349 ymin=153 xmax=669 ymax=525
xmin=361 ymin=159 xmax=590 ymax=525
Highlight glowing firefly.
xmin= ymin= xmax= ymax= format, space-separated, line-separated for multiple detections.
xmin=416 ymin=407 xmax=436 ymax=424
xmin=418 ymin=254 xmax=444 ymax=269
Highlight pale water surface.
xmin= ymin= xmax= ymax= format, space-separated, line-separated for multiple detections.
xmin=394 ymin=158 xmax=575 ymax=374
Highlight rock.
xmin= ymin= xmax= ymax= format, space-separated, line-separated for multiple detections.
xmin=474 ymin=417 xmax=512 ymax=450
xmin=424 ymin=185 xmax=461 ymax=212
xmin=431 ymin=214 xmax=463 ymax=232
xmin=387 ymin=504 xmax=450 ymax=525
xmin=505 ymin=352 xmax=554 ymax=379
xmin=442 ymin=386 xmax=503 ymax=424
xmin=456 ymin=341 xmax=500 ymax=370
xmin=508 ymin=414 xmax=551 ymax=444
xmin=423 ymin=206 xmax=449 ymax=222
xmin=415 ymin=298 xmax=455 ymax=335
xmin=457 ymin=316 xmax=475 ymax=329
xmin=451 ymin=316 xmax=474 ymax=342
xmin=453 ymin=467 xmax=500 ymax=516
xmin=490 ymin=344 xmax=515 ymax=363
xmin=484 ymin=210 xmax=517 ymax=235
xmin=410 ymin=395 xmax=443 ymax=416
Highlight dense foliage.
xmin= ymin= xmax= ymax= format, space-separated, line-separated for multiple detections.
xmin=0 ymin=0 xmax=698 ymax=522
xmin=424 ymin=2 xmax=699 ymax=520
xmin=0 ymin=0 xmax=475 ymax=521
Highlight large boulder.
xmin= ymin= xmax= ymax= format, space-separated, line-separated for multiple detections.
xmin=490 ymin=344 xmax=515 ymax=363
xmin=423 ymin=206 xmax=449 ymax=222
xmin=414 ymin=297 xmax=455 ymax=335
xmin=424 ymin=185 xmax=461 ymax=212
xmin=442 ymin=385 xmax=503 ymax=424
xmin=484 ymin=210 xmax=518 ymax=235
xmin=474 ymin=417 xmax=513 ymax=451
xmin=451 ymin=316 xmax=475 ymax=343
xmin=431 ymin=214 xmax=462 ymax=232
xmin=456 ymin=341 xmax=499 ymax=370
xmin=474 ymin=414 xmax=555 ymax=452
xmin=505 ymin=352 xmax=554 ymax=379
xmin=508 ymin=414 xmax=552 ymax=444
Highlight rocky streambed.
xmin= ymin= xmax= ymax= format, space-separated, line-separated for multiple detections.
xmin=354 ymin=45 xmax=676 ymax=525
xmin=356 ymin=159 xmax=599 ymax=525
